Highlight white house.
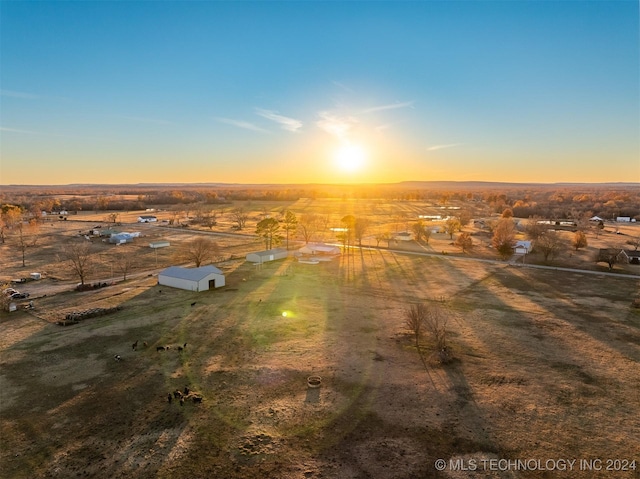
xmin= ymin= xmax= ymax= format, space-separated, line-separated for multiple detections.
xmin=138 ymin=215 xmax=158 ymax=223
xmin=246 ymin=248 xmax=288 ymax=264
xmin=514 ymin=240 xmax=532 ymax=254
xmin=298 ymin=243 xmax=340 ymax=256
xmin=158 ymin=265 xmax=225 ymax=292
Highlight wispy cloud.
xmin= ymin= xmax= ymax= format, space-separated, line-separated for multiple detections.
xmin=255 ymin=108 xmax=302 ymax=132
xmin=316 ymin=112 xmax=358 ymax=140
xmin=0 ymin=126 xmax=36 ymax=134
xmin=361 ymin=101 xmax=414 ymax=114
xmin=427 ymin=143 xmax=462 ymax=151
xmin=0 ymin=89 xmax=39 ymax=99
xmin=215 ymin=117 xmax=266 ymax=132
xmin=331 ymin=80 xmax=354 ymax=93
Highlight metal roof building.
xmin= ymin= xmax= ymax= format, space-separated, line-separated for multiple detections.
xmin=245 ymin=248 xmax=288 ymax=264
xmin=158 ymin=265 xmax=225 ymax=292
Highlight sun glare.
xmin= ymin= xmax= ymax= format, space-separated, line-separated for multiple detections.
xmin=334 ymin=143 xmax=367 ymax=173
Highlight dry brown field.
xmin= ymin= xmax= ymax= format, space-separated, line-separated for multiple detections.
xmin=1 ymin=201 xmax=639 ymax=478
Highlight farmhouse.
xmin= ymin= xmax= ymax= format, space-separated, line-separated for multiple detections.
xmin=246 ymin=248 xmax=288 ymax=264
xmin=138 ymin=215 xmax=158 ymax=223
xmin=298 ymin=243 xmax=340 ymax=256
xmin=158 ymin=265 xmax=225 ymax=292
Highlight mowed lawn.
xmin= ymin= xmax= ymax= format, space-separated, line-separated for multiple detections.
xmin=1 ymin=248 xmax=639 ymax=478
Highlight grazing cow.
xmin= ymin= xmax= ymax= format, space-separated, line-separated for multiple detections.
xmin=177 ymin=346 xmax=183 ymax=352
xmin=179 ymin=398 xmax=184 ymax=406
xmin=132 ymin=340 xmax=138 ymax=351
xmin=173 ymin=390 xmax=183 ymax=399
xmin=184 ymin=386 xmax=190 ymax=395
xmin=190 ymin=302 xmax=196 ymax=307
xmin=114 ymin=355 xmax=122 ymax=361
xmin=192 ymin=396 xmax=203 ymax=404
xmin=156 ymin=346 xmax=165 ymax=351
xmin=167 ymin=393 xmax=172 ymax=403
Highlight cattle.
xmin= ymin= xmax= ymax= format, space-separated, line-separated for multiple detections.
xmin=167 ymin=393 xmax=172 ymax=403
xmin=190 ymin=302 xmax=196 ymax=307
xmin=114 ymin=355 xmax=122 ymax=361
xmin=132 ymin=340 xmax=138 ymax=351
xmin=192 ymin=396 xmax=203 ymax=404
xmin=156 ymin=346 xmax=165 ymax=352
xmin=173 ymin=390 xmax=183 ymax=399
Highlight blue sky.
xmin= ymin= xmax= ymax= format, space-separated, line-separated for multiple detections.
xmin=1 ymin=1 xmax=638 ymax=185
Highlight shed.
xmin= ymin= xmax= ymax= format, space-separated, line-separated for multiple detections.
xmin=149 ymin=241 xmax=170 ymax=249
xmin=158 ymin=265 xmax=225 ymax=292
xmin=514 ymin=240 xmax=532 ymax=254
xmin=246 ymin=248 xmax=288 ymax=264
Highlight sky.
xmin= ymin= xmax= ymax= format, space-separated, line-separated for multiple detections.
xmin=1 ymin=0 xmax=638 ymax=185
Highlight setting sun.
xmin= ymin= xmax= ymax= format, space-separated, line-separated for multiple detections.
xmin=334 ymin=143 xmax=367 ymax=173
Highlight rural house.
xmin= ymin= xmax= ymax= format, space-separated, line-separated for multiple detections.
xmin=158 ymin=265 xmax=225 ymax=292
xmin=297 ymin=243 xmax=341 ymax=256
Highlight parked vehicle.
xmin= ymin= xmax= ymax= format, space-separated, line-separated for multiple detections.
xmin=10 ymin=292 xmax=30 ymax=299
xmin=3 ymin=288 xmax=18 ymax=296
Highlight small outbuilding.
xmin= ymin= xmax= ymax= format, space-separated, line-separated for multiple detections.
xmin=138 ymin=215 xmax=158 ymax=223
xmin=158 ymin=265 xmax=225 ymax=292
xmin=514 ymin=240 xmax=532 ymax=255
xmin=246 ymin=248 xmax=288 ymax=264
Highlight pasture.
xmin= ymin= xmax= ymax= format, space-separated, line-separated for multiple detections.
xmin=1 ymin=237 xmax=639 ymax=478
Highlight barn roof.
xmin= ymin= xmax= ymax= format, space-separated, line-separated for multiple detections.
xmin=248 ymin=248 xmax=287 ymax=258
xmin=159 ymin=265 xmax=223 ymax=282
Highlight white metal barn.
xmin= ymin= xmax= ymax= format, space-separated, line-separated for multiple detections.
xmin=158 ymin=265 xmax=225 ymax=292
xmin=246 ymin=248 xmax=288 ymax=264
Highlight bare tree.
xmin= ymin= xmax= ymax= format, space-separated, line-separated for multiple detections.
xmin=524 ymin=216 xmax=547 ymax=241
xmin=114 ymin=250 xmax=138 ymax=281
xmin=626 ymin=236 xmax=640 ymax=251
xmin=454 ymin=231 xmax=473 ymax=253
xmin=456 ymin=209 xmax=472 ymax=229
xmin=298 ymin=213 xmax=319 ymax=244
xmin=13 ymin=218 xmax=40 ymax=267
xmin=536 ymin=230 xmax=564 ymax=262
xmin=405 ymin=303 xmax=427 ymax=360
xmin=230 ymin=207 xmax=249 ymax=230
xmin=353 ymin=217 xmax=370 ymax=248
xmin=180 ymin=237 xmax=218 ymax=267
xmin=423 ymin=304 xmax=451 ymax=363
xmin=59 ymin=241 xmax=94 ymax=286
xmin=105 ymin=212 xmax=120 ymax=224
xmin=411 ymin=220 xmax=425 ymax=243
xmin=492 ymin=218 xmax=516 ymax=259
xmin=444 ymin=217 xmax=460 ymax=239
xmin=572 ymin=231 xmax=588 ymax=251
xmin=405 ymin=303 xmax=452 ymax=365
